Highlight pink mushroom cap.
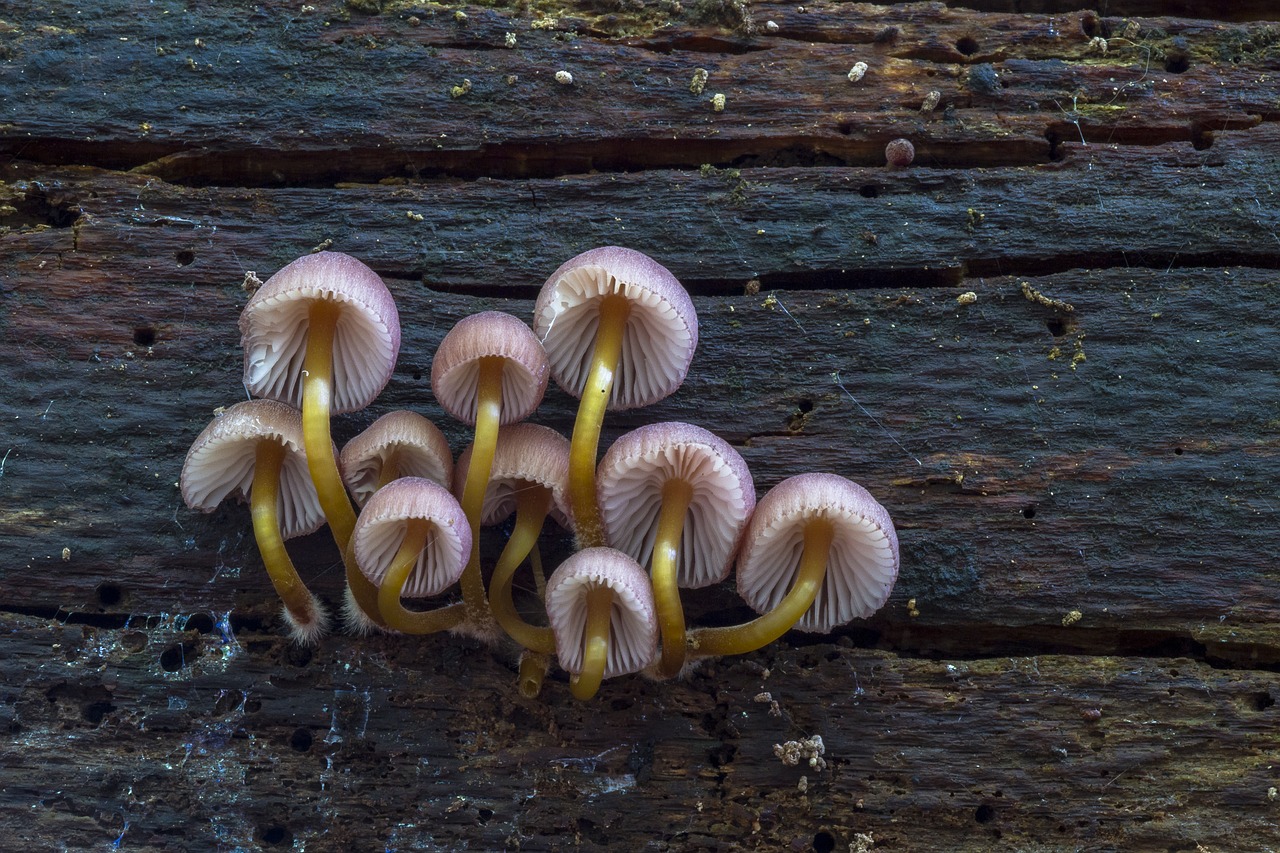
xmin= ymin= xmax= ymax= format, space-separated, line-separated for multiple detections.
xmin=240 ymin=251 xmax=401 ymax=413
xmin=736 ymin=473 xmax=899 ymax=633
xmin=532 ymin=246 xmax=698 ymax=410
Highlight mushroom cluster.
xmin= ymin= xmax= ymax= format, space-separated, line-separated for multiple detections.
xmin=181 ymin=247 xmax=899 ymax=700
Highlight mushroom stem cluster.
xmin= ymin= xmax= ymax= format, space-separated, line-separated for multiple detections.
xmin=183 ymin=246 xmax=898 ymax=702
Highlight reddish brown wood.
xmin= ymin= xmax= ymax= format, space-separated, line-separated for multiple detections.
xmin=1 ymin=1 xmax=1279 ymax=850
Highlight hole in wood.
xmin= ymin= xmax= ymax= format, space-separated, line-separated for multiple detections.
xmin=289 ymin=727 xmax=314 ymax=752
xmin=1165 ymin=52 xmax=1191 ymax=74
xmin=813 ymin=831 xmax=836 ymax=853
xmin=1045 ymin=317 xmax=1068 ymax=337
xmin=975 ymin=803 xmax=996 ymax=823
xmin=175 ymin=249 xmax=196 ymax=266
xmin=132 ymin=326 xmax=157 ymax=346
xmin=82 ymin=700 xmax=115 ymax=726
xmin=956 ymin=36 xmax=980 ymax=56
xmin=95 ymin=582 xmax=124 ymax=606
xmin=159 ymin=643 xmax=188 ymax=672
xmin=1022 ymin=505 xmax=1037 ymax=520
xmin=859 ymin=185 xmax=880 ymax=199
xmin=260 ymin=825 xmax=292 ymax=846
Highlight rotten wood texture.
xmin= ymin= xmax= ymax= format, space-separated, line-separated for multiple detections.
xmin=6 ymin=613 xmax=1280 ymax=851
xmin=1 ymin=1 xmax=1279 ymax=851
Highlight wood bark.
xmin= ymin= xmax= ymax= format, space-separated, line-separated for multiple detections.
xmin=1 ymin=1 xmax=1278 ymax=851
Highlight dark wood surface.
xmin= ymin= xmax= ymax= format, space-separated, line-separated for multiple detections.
xmin=2 ymin=1 xmax=1279 ymax=850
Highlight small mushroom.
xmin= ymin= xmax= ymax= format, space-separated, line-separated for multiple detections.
xmin=239 ymin=251 xmax=400 ymax=554
xmin=340 ymin=410 xmax=453 ymax=506
xmin=338 ymin=410 xmax=453 ymax=632
xmin=596 ymin=422 xmax=754 ymax=677
xmin=431 ymin=311 xmax=550 ymax=624
xmin=885 ymin=138 xmax=915 ymax=169
xmin=545 ymin=547 xmax=659 ymax=700
xmin=458 ymin=424 xmax=571 ymax=695
xmin=181 ymin=400 xmax=330 ymax=644
xmin=350 ymin=477 xmax=470 ymax=635
xmin=532 ymin=247 xmax=697 ymax=547
xmin=689 ymin=473 xmax=898 ymax=657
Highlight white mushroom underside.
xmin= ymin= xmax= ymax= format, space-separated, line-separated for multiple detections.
xmin=243 ymin=289 xmax=396 ymax=413
xmin=354 ymin=519 xmax=466 ymax=599
xmin=547 ymin=574 xmax=655 ymax=679
xmin=345 ymin=449 xmax=451 ymax=507
xmin=599 ymin=445 xmax=748 ymax=588
xmin=479 ymin=478 xmax=571 ymax=530
xmin=537 ymin=270 xmax=692 ymax=409
xmin=435 ymin=361 xmax=544 ymax=426
xmin=739 ymin=512 xmax=897 ymax=633
xmin=182 ymin=439 xmax=322 ymax=539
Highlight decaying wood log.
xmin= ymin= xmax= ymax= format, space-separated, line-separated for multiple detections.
xmin=1 ymin=1 xmax=1278 ymax=850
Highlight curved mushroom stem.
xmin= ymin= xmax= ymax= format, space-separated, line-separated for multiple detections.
xmin=568 ymin=294 xmax=631 ymax=548
xmin=377 ymin=517 xmax=467 ymax=635
xmin=570 ymin=584 xmax=615 ymax=700
xmin=529 ymin=539 xmax=548 ymax=599
xmin=302 ymin=299 xmax=357 ymax=549
xmin=250 ymin=439 xmax=327 ymax=644
xmin=488 ymin=485 xmax=556 ymax=655
xmin=688 ymin=519 xmax=835 ymax=658
xmin=339 ymin=450 xmax=407 ymax=634
xmin=458 ymin=356 xmax=506 ymax=625
xmin=653 ymin=478 xmax=694 ymax=678
xmin=518 ymin=651 xmax=550 ymax=699
xmin=342 ymin=538 xmax=390 ymax=634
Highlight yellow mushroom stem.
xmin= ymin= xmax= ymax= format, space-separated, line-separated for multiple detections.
xmin=376 ymin=517 xmax=467 ymax=635
xmin=570 ymin=584 xmax=616 ymax=700
xmin=375 ymin=448 xmax=405 ymax=490
xmin=518 ymin=651 xmax=550 ymax=699
xmin=339 ymin=448 xmax=408 ymax=633
xmin=250 ymin=439 xmax=324 ymax=635
xmin=457 ymin=355 xmax=506 ymax=624
xmin=342 ymin=540 xmax=387 ymax=632
xmin=529 ymin=539 xmax=548 ymax=599
xmin=567 ymin=294 xmax=631 ymax=548
xmin=487 ymin=485 xmax=556 ymax=655
xmin=688 ymin=519 xmax=835 ymax=658
xmin=302 ymin=299 xmax=357 ymax=549
xmin=652 ymin=478 xmax=694 ymax=678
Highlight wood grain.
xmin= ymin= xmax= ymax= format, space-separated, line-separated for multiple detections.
xmin=1 ymin=1 xmax=1279 ymax=849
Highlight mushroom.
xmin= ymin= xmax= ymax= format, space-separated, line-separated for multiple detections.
xmin=689 ymin=473 xmax=899 ymax=658
xmin=885 ymin=138 xmax=915 ymax=169
xmin=431 ymin=311 xmax=549 ymax=624
xmin=340 ymin=410 xmax=453 ymax=506
xmin=180 ymin=399 xmax=330 ymax=644
xmin=596 ymin=421 xmax=754 ymax=677
xmin=338 ymin=410 xmax=453 ymax=632
xmin=350 ymin=477 xmax=470 ymax=635
xmin=239 ymin=251 xmax=400 ymax=557
xmin=532 ymin=247 xmax=697 ymax=547
xmin=455 ymin=424 xmax=571 ymax=676
xmin=545 ymin=547 xmax=659 ymax=700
